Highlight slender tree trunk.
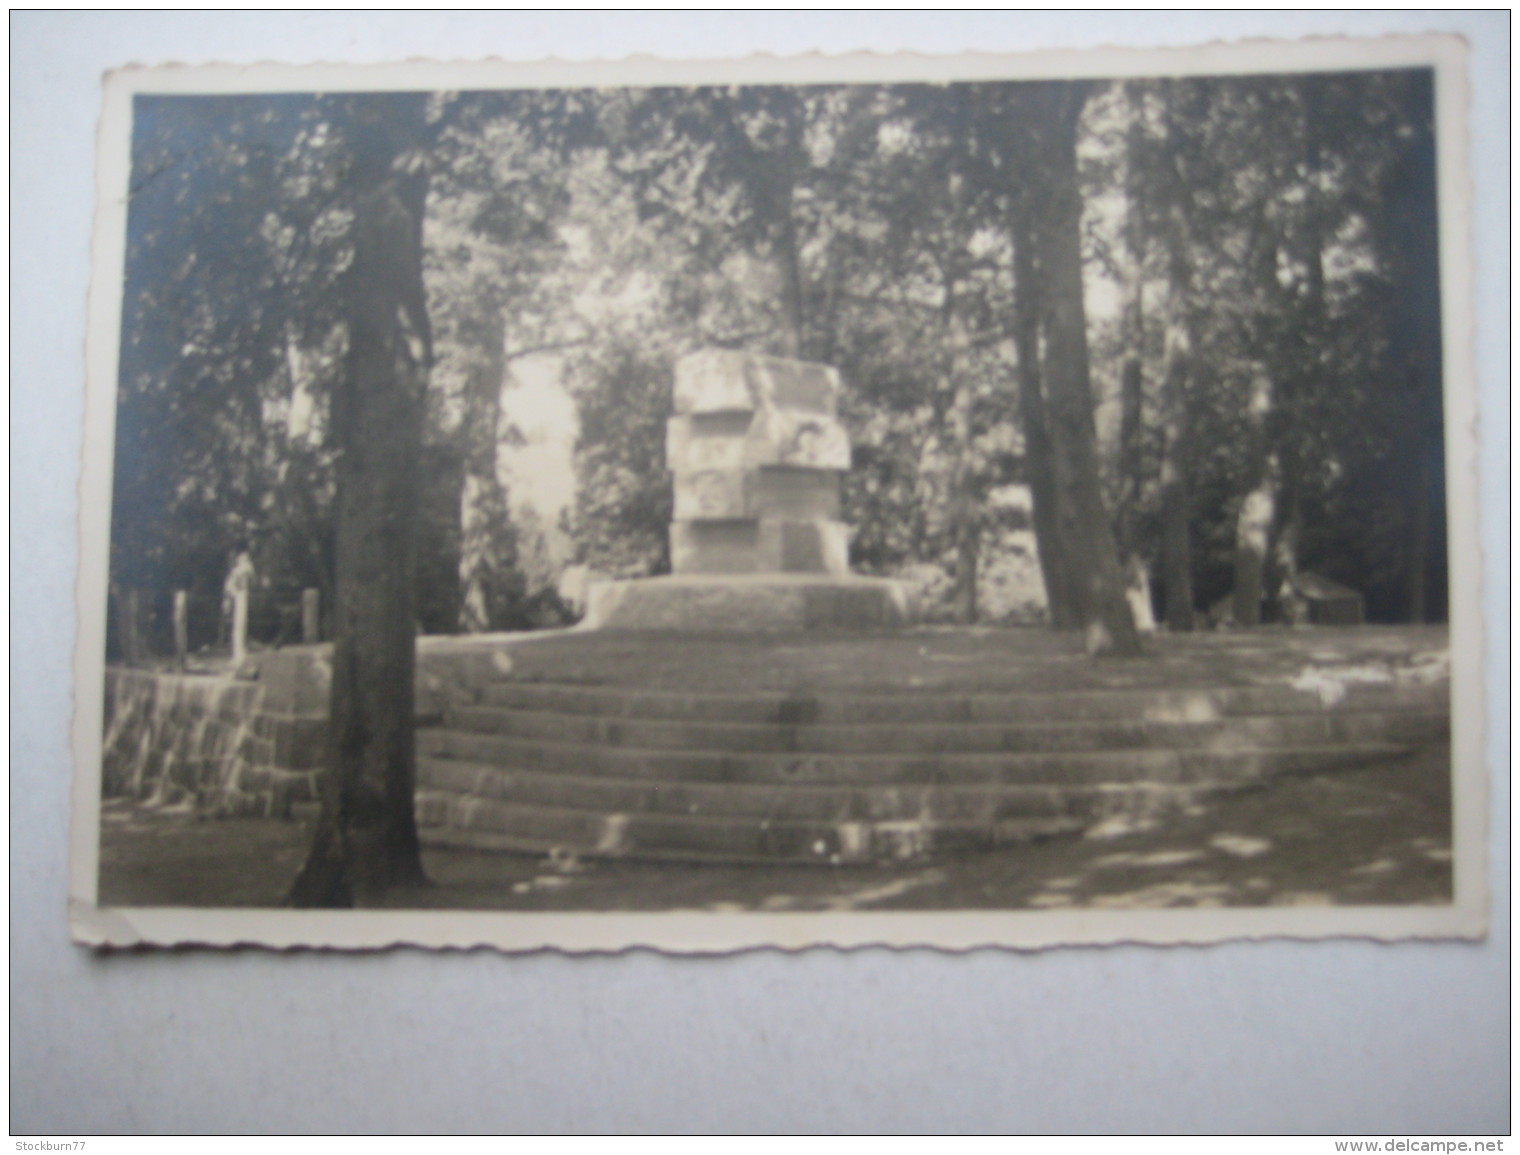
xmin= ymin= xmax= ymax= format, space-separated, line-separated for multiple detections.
xmin=289 ymin=94 xmax=432 ymax=907
xmin=776 ymin=203 xmax=806 ymax=360
xmin=1010 ymin=201 xmax=1078 ymax=630
xmin=458 ymin=306 xmax=508 ymax=632
xmin=776 ymin=100 xmax=808 ymax=360
xmin=1263 ymin=432 xmax=1303 ymax=626
xmin=947 ymin=362 xmax=980 ymax=625
xmin=1157 ymin=317 xmax=1195 ymax=632
xmin=1156 ymin=96 xmax=1197 ymax=633
xmin=1405 ymin=446 xmax=1433 ymax=623
xmin=1118 ymin=348 xmax=1157 ymax=633
xmin=1027 ymin=84 xmax=1142 ymax=657
xmin=1233 ymin=483 xmax=1276 ymax=626
xmin=1114 ymin=159 xmax=1154 ymax=632
xmin=1266 ymin=485 xmax=1302 ymax=622
xmin=1233 ymin=372 xmax=1276 ymax=627
xmin=724 ymin=91 xmax=807 ymax=361
xmin=1258 ymin=95 xmax=1328 ymax=625
xmin=939 ymin=170 xmax=981 ymax=628
xmin=1116 ymin=327 xmax=1146 ymax=541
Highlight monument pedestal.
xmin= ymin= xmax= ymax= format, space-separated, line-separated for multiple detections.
xmin=582 ymin=573 xmax=913 ymax=632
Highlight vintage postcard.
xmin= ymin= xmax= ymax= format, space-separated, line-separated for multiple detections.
xmin=71 ymin=34 xmax=1485 ymax=952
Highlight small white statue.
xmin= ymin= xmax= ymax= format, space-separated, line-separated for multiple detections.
xmin=223 ymin=550 xmax=255 ymax=665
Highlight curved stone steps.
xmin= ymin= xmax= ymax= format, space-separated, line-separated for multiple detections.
xmin=476 ymin=679 xmax=1449 ymax=725
xmin=416 ymin=664 xmax=1445 ymax=864
xmin=419 ymin=727 xmax=1410 ymax=788
xmin=445 ymin=703 xmax=1447 ymax=755
xmin=415 ymin=789 xmax=1091 ymax=866
xmin=418 ymin=755 xmax=1242 ymax=825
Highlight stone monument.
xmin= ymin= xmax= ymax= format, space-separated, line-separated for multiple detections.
xmin=583 ymin=350 xmax=912 ymax=630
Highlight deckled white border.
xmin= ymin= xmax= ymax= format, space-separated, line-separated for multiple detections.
xmin=71 ymin=33 xmax=1485 ymax=952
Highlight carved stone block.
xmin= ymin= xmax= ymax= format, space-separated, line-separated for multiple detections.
xmin=673 ymin=349 xmax=841 ymax=417
xmin=673 ymin=467 xmax=843 ymax=523
xmin=742 ymin=408 xmax=851 ymax=471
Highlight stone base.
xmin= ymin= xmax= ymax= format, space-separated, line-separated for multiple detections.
xmin=581 ymin=574 xmax=915 ymax=632
xmin=670 ymin=517 xmax=849 ymax=577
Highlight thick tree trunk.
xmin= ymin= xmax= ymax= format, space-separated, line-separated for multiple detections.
xmin=289 ymin=94 xmax=432 ymax=908
xmin=1374 ymin=75 xmax=1444 ymax=624
xmin=1009 ymin=202 xmax=1078 ymax=630
xmin=1027 ymin=85 xmax=1142 ymax=657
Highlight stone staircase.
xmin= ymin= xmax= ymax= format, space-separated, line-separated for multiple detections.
xmin=414 ymin=672 xmax=1449 ymax=865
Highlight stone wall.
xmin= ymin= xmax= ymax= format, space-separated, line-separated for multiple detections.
xmin=98 ymin=636 xmax=516 ymax=817
xmin=101 ymin=668 xmax=322 ymax=817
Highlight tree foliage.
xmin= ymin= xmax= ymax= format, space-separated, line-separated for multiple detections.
xmin=1073 ymin=70 xmax=1444 ymax=625
xmin=112 ymin=71 xmax=1448 ymax=640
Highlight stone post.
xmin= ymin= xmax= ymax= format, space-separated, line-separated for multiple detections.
xmin=172 ymin=590 xmax=189 ymax=671
xmin=301 ymin=588 xmax=321 ymax=644
xmin=231 ymin=587 xmax=249 ymax=665
xmin=122 ymin=588 xmax=142 ymax=667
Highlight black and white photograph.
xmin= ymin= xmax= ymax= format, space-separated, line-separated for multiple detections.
xmin=71 ymin=36 xmax=1482 ymax=951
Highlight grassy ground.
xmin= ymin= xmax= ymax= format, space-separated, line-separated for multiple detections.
xmin=97 ymin=743 xmax=1450 ymax=912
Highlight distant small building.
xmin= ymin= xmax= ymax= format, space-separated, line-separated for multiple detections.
xmin=1283 ymin=572 xmax=1365 ymax=626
